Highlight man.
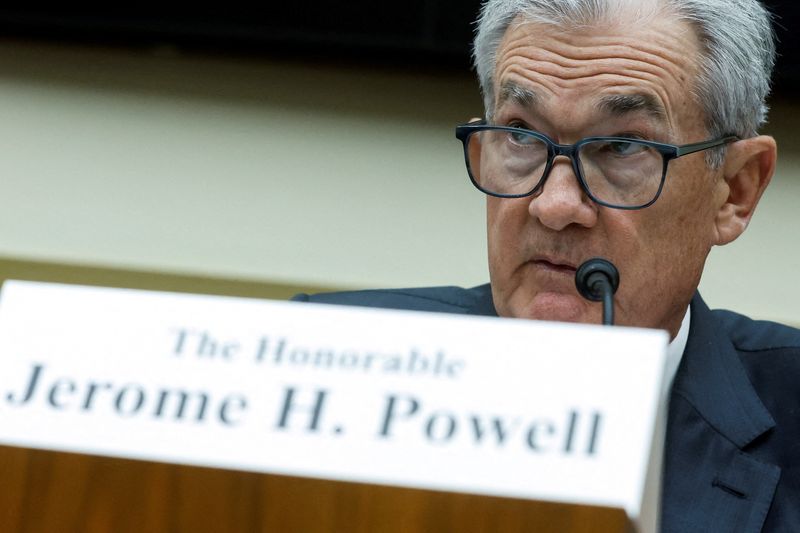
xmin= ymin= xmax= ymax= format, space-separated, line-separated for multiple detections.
xmin=295 ymin=0 xmax=799 ymax=530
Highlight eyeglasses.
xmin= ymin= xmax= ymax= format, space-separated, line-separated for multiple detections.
xmin=455 ymin=121 xmax=738 ymax=210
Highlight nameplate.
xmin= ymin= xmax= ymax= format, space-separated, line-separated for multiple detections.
xmin=0 ymin=281 xmax=667 ymax=529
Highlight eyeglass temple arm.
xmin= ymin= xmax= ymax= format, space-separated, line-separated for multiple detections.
xmin=675 ymin=135 xmax=739 ymax=157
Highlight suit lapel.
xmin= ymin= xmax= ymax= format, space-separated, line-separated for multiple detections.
xmin=661 ymin=294 xmax=780 ymax=532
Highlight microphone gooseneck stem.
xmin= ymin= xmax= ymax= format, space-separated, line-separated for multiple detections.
xmin=587 ymin=273 xmax=614 ymax=326
xmin=601 ymin=281 xmax=614 ymax=326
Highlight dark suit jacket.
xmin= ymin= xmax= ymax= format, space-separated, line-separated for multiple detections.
xmin=293 ymin=285 xmax=800 ymax=532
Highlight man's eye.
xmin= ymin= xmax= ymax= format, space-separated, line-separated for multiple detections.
xmin=508 ymin=129 xmax=535 ymax=145
xmin=606 ymin=140 xmax=645 ymax=156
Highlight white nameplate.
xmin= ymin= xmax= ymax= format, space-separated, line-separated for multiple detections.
xmin=0 ymin=281 xmax=667 ymax=530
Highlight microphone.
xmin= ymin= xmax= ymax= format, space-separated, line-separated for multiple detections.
xmin=575 ymin=258 xmax=620 ymax=326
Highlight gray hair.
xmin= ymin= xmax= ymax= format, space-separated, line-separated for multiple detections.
xmin=473 ymin=0 xmax=776 ymax=166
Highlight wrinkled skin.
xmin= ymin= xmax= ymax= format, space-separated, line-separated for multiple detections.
xmin=486 ymin=15 xmax=776 ymax=338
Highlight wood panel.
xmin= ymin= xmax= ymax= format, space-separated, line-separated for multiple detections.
xmin=0 ymin=446 xmax=632 ymax=533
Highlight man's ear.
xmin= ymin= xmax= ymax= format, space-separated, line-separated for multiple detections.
xmin=714 ymin=135 xmax=776 ymax=245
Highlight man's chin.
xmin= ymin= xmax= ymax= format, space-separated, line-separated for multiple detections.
xmin=516 ymin=292 xmax=593 ymax=324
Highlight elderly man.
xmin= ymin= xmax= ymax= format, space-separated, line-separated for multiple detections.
xmin=295 ymin=0 xmax=799 ymax=530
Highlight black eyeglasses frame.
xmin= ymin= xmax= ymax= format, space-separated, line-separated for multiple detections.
xmin=455 ymin=121 xmax=739 ymax=210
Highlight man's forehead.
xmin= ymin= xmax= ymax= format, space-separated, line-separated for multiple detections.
xmin=489 ymin=13 xmax=703 ymax=136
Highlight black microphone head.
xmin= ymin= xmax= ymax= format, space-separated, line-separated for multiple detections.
xmin=575 ymin=257 xmax=620 ymax=302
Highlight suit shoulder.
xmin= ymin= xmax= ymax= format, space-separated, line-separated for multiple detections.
xmin=712 ymin=311 xmax=800 ymax=479
xmin=711 ymin=309 xmax=800 ymax=353
xmin=291 ymin=285 xmax=491 ymax=314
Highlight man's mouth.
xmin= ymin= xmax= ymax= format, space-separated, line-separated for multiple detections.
xmin=531 ymin=257 xmax=578 ymax=275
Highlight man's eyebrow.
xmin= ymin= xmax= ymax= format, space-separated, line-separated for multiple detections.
xmin=597 ymin=94 xmax=667 ymax=121
xmin=495 ymin=84 xmax=667 ymax=126
xmin=496 ymin=82 xmax=538 ymax=110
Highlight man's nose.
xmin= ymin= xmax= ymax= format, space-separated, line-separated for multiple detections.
xmin=527 ymin=159 xmax=597 ymax=230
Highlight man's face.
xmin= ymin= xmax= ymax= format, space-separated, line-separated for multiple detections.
xmin=487 ymin=15 xmax=729 ymax=337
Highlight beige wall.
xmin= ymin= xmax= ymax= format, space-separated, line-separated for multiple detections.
xmin=0 ymin=41 xmax=798 ymax=324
